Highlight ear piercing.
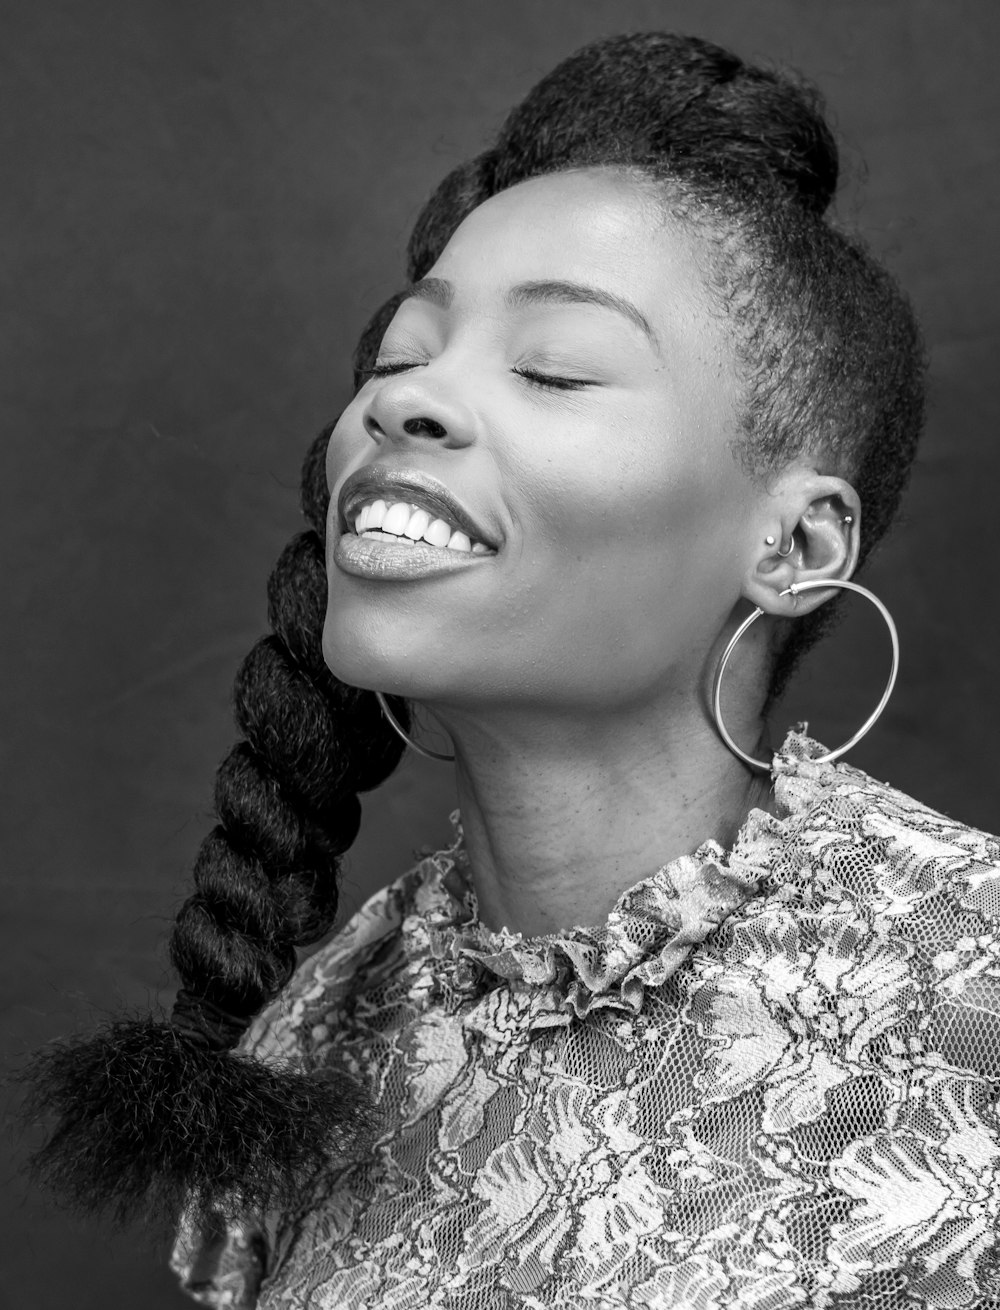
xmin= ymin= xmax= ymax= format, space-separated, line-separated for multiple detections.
xmin=764 ymin=534 xmax=794 ymax=557
xmin=765 ymin=514 xmax=853 ymax=552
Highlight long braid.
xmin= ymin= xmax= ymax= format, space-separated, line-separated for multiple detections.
xmin=20 ymin=430 xmax=405 ymax=1225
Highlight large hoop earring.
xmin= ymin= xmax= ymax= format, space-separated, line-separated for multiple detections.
xmin=711 ymin=578 xmax=900 ymax=772
xmin=375 ymin=691 xmax=456 ymax=763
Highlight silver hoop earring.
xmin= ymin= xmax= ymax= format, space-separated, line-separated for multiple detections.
xmin=375 ymin=691 xmax=456 ymax=763
xmin=776 ymin=536 xmax=795 ymax=558
xmin=711 ymin=578 xmax=900 ymax=772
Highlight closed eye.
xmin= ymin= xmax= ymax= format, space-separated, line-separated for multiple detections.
xmin=364 ymin=360 xmax=424 ymax=380
xmin=363 ymin=361 xmax=593 ymax=392
xmin=512 ymin=367 xmax=592 ymax=392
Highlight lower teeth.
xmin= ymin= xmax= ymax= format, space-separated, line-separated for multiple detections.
xmin=357 ymin=528 xmax=489 ymax=554
xmin=360 ymin=529 xmax=454 ymax=549
xmin=362 ymin=529 xmax=415 ymax=544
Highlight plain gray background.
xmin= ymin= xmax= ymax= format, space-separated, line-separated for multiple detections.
xmin=2 ymin=1 xmax=998 ymax=1305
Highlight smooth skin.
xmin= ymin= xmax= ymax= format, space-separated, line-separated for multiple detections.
xmin=323 ymin=169 xmax=860 ymax=937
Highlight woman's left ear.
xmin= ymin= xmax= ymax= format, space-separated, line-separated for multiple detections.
xmin=743 ymin=471 xmax=861 ymax=617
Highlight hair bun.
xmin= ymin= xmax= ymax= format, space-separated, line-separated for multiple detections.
xmin=492 ymin=32 xmax=838 ymax=215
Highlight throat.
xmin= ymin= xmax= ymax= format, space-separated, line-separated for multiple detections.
xmin=450 ymin=714 xmax=773 ymax=938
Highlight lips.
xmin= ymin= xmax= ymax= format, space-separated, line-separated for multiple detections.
xmin=337 ymin=465 xmax=500 ymax=553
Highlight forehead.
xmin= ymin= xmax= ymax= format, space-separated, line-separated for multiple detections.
xmin=428 ymin=169 xmax=715 ymax=330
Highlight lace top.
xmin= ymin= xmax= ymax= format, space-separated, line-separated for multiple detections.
xmin=173 ymin=732 xmax=1000 ymax=1309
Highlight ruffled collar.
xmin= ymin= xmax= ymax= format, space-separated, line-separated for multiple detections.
xmin=401 ymin=729 xmax=824 ymax=1025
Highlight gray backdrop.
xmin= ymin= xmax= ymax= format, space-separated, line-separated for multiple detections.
xmin=3 ymin=1 xmax=998 ymax=1305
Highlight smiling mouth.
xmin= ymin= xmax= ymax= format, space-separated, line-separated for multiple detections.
xmin=338 ymin=466 xmax=500 ymax=557
xmin=348 ymin=498 xmax=494 ymax=555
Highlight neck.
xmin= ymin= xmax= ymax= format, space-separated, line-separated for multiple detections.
xmin=431 ymin=693 xmax=772 ymax=937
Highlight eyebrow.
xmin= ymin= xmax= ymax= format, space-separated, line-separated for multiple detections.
xmin=402 ymin=276 xmax=659 ymax=350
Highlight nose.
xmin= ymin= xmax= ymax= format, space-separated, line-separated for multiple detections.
xmin=362 ymin=376 xmax=475 ymax=450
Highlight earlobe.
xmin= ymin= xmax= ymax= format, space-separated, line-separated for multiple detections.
xmin=744 ymin=474 xmax=861 ymax=617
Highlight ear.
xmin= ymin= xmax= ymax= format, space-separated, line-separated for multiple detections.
xmin=743 ymin=469 xmax=861 ymax=618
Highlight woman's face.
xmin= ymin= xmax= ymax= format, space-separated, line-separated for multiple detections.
xmin=323 ymin=169 xmax=765 ymax=716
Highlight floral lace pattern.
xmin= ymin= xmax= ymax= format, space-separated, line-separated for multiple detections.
xmin=173 ymin=732 xmax=1000 ymax=1308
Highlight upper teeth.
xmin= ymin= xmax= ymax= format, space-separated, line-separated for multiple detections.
xmin=352 ymin=499 xmax=491 ymax=554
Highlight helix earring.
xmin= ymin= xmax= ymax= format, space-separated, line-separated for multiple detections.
xmin=375 ymin=691 xmax=456 ymax=763
xmin=711 ymin=577 xmax=899 ymax=772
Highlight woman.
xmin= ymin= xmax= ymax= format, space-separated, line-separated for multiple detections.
xmin=24 ymin=31 xmax=1000 ymax=1310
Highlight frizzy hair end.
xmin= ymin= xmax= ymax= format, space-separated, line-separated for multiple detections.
xmin=18 ymin=1015 xmax=377 ymax=1228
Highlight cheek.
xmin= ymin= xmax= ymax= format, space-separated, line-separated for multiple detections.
xmin=514 ymin=405 xmax=727 ymax=565
xmin=493 ymin=406 xmax=747 ymax=682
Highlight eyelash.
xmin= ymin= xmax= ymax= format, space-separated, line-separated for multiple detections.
xmin=364 ymin=361 xmax=590 ymax=392
xmin=365 ymin=362 xmax=417 ymax=379
xmin=512 ymin=367 xmax=588 ymax=392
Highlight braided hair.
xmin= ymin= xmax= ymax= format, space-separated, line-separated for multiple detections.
xmin=20 ymin=32 xmax=924 ymax=1224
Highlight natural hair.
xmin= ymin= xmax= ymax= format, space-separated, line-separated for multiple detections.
xmin=19 ymin=31 xmax=924 ymax=1223
xmin=624 ymin=162 xmax=924 ymax=696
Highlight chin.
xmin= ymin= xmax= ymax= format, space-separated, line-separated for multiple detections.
xmin=321 ymin=614 xmax=390 ymax=692
xmin=321 ymin=608 xmax=457 ymax=701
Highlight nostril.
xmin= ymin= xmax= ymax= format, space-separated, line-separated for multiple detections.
xmin=402 ymin=416 xmax=447 ymax=439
